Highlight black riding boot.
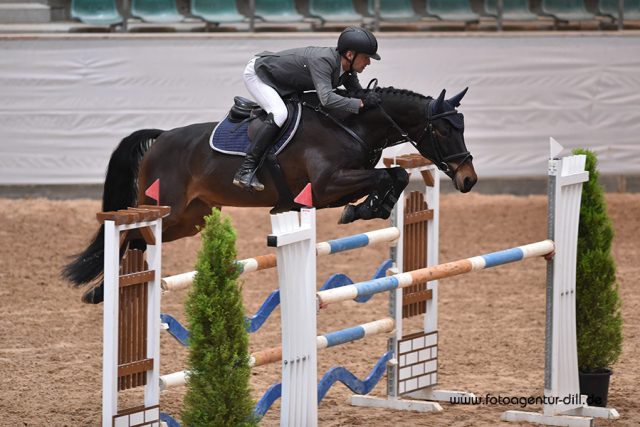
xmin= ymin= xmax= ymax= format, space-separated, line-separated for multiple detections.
xmin=233 ymin=114 xmax=281 ymax=191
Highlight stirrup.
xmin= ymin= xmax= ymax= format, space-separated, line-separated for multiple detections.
xmin=249 ymin=175 xmax=264 ymax=192
xmin=233 ymin=169 xmax=264 ymax=192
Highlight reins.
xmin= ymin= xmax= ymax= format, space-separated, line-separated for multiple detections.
xmin=301 ymin=101 xmax=366 ymax=147
xmin=301 ymin=100 xmax=382 ymax=166
xmin=302 ymin=82 xmax=473 ymax=177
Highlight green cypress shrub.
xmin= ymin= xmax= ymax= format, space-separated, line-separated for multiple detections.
xmin=573 ymin=148 xmax=623 ymax=372
xmin=182 ymin=209 xmax=256 ymax=426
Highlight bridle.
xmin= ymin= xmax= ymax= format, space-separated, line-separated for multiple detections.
xmin=302 ymin=84 xmax=473 ymax=177
xmin=377 ymin=99 xmax=473 ymax=180
xmin=365 ymin=79 xmax=472 ymax=179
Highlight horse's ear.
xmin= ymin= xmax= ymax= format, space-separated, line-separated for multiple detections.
xmin=434 ymin=89 xmax=446 ymax=112
xmin=447 ymin=87 xmax=468 ymax=107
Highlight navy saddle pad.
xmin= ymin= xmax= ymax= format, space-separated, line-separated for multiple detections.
xmin=210 ymin=103 xmax=301 ymax=156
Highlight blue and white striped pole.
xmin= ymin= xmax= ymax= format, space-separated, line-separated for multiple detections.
xmin=317 ymin=240 xmax=555 ymax=305
xmin=159 ymin=318 xmax=395 ymax=390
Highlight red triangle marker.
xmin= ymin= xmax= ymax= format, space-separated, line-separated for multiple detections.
xmin=294 ymin=183 xmax=313 ymax=207
xmin=145 ymin=178 xmax=160 ymax=206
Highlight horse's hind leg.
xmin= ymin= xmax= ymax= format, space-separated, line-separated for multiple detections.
xmin=338 ymin=167 xmax=409 ymax=224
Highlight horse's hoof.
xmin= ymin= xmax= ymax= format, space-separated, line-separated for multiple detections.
xmin=338 ymin=205 xmax=357 ymax=224
xmin=81 ymin=284 xmax=104 ymax=304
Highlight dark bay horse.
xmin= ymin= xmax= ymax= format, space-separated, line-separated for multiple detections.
xmin=63 ymin=86 xmax=477 ymax=303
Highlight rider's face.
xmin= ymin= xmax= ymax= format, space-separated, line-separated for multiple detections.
xmin=345 ymin=51 xmax=372 ymax=73
xmin=352 ymin=54 xmax=371 ymax=73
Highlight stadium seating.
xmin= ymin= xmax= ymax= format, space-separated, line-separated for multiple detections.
xmin=254 ymin=0 xmax=305 ymax=22
xmin=538 ymin=0 xmax=596 ymax=26
xmin=367 ymin=0 xmax=420 ymax=21
xmin=309 ymin=0 xmax=363 ymax=24
xmin=426 ymin=0 xmax=480 ymax=26
xmin=131 ymin=0 xmax=184 ymax=23
xmin=58 ymin=0 xmax=640 ymax=32
xmin=596 ymin=0 xmax=640 ymax=21
xmin=484 ymin=0 xmax=539 ymax=21
xmin=191 ymin=0 xmax=246 ymax=26
xmin=71 ymin=0 xmax=123 ymax=26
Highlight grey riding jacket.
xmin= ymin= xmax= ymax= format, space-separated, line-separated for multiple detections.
xmin=254 ymin=46 xmax=363 ymax=114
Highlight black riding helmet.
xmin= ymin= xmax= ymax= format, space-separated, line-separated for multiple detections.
xmin=337 ymin=27 xmax=381 ymax=60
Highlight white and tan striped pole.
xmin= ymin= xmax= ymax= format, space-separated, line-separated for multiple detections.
xmin=161 ymin=227 xmax=400 ymax=291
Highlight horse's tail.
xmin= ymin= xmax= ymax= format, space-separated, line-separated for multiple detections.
xmin=62 ymin=129 xmax=164 ymax=288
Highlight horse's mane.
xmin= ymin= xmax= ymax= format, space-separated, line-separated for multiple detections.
xmin=338 ymin=86 xmax=431 ymax=102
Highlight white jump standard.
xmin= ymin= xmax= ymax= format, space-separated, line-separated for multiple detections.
xmin=502 ymin=149 xmax=619 ymax=426
xmin=101 ymin=206 xmax=170 ymax=427
xmin=269 ymin=150 xmax=619 ymax=426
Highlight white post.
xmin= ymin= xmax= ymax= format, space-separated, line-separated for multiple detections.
xmin=503 ymin=145 xmax=619 ymax=425
xmin=424 ymin=166 xmax=440 ymax=339
xmin=270 ymin=208 xmax=318 ymax=427
xmin=102 ymin=220 xmax=120 ymax=427
xmin=544 ymin=154 xmax=587 ymax=416
xmin=102 ymin=212 xmax=164 ymax=427
xmin=392 ymin=187 xmax=405 ymax=367
xmin=145 ymin=218 xmax=162 ymax=409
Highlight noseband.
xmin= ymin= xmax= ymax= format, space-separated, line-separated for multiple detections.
xmin=378 ymin=99 xmax=472 ymax=180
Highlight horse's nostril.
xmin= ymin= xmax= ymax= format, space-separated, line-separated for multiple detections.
xmin=464 ymin=176 xmax=475 ymax=191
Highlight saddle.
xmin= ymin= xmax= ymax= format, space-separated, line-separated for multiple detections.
xmin=209 ymin=96 xmax=303 ymax=214
xmin=228 ymin=96 xmax=260 ymax=122
xmin=227 ymin=96 xmax=298 ymax=143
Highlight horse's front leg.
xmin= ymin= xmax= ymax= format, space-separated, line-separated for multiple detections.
xmin=313 ymin=167 xmax=409 ymax=224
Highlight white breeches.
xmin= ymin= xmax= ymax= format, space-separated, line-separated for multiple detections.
xmin=243 ymin=57 xmax=288 ymax=127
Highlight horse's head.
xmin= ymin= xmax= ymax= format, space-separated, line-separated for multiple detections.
xmin=415 ymin=88 xmax=477 ymax=193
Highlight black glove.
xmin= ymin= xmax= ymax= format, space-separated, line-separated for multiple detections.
xmin=361 ymin=92 xmax=382 ymax=111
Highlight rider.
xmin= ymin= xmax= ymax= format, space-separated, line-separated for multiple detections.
xmin=233 ymin=27 xmax=383 ymax=192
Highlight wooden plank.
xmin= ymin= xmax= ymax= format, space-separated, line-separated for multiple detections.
xmin=96 ymin=205 xmax=171 ymax=225
xmin=402 ymin=289 xmax=433 ymax=306
xmin=96 ymin=211 xmax=124 ymax=225
xmin=126 ymin=208 xmax=159 ymax=222
xmin=137 ymin=205 xmax=172 ymax=218
xmin=133 ymin=251 xmax=145 ymax=388
xmin=119 ymin=270 xmax=155 ymax=287
xmin=403 ymin=191 xmax=430 ymax=319
xmin=404 ymin=209 xmax=434 ymax=225
xmin=138 ymin=226 xmax=156 ymax=246
xmin=421 ymin=169 xmax=435 ymax=187
xmin=118 ymin=229 xmax=129 ymax=248
xmin=383 ymin=154 xmax=433 ymax=169
xmin=118 ymin=358 xmax=154 ymax=377
xmin=117 ymin=250 xmax=150 ymax=391
xmin=117 ymin=210 xmax=142 ymax=223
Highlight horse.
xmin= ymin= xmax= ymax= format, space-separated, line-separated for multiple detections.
xmin=63 ymin=85 xmax=477 ymax=304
